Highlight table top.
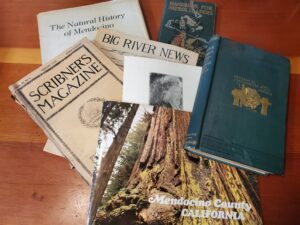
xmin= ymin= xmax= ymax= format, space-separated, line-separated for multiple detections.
xmin=0 ymin=0 xmax=299 ymax=225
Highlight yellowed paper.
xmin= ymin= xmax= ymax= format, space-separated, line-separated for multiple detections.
xmin=9 ymin=38 xmax=123 ymax=185
xmin=94 ymin=29 xmax=199 ymax=68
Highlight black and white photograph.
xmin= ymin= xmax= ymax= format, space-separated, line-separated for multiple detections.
xmin=149 ymin=73 xmax=183 ymax=109
xmin=123 ymin=56 xmax=202 ymax=112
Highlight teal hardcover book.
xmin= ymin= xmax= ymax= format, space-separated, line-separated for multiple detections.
xmin=158 ymin=0 xmax=216 ymax=65
xmin=185 ymin=36 xmax=290 ymax=175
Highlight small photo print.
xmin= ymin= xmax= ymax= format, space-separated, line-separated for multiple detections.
xmin=149 ymin=73 xmax=183 ymax=109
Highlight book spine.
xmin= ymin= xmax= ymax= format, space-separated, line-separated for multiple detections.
xmin=184 ymin=36 xmax=220 ymax=149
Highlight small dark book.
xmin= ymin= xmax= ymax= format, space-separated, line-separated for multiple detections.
xmin=158 ymin=0 xmax=216 ymax=65
xmin=87 ymin=101 xmax=263 ymax=225
xmin=185 ymin=36 xmax=290 ymax=175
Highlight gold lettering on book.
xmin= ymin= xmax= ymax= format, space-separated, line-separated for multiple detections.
xmin=260 ymin=97 xmax=272 ymax=116
xmin=232 ymin=85 xmax=271 ymax=116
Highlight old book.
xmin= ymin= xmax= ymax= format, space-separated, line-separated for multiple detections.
xmin=94 ymin=28 xmax=199 ymax=68
xmin=185 ymin=36 xmax=290 ymax=175
xmin=38 ymin=0 xmax=149 ymax=63
xmin=9 ymin=38 xmax=123 ymax=185
xmin=158 ymin=0 xmax=216 ymax=65
xmin=123 ymin=56 xmax=202 ymax=111
xmin=87 ymin=101 xmax=263 ymax=225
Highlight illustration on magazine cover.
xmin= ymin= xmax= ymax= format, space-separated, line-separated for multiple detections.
xmin=159 ymin=0 xmax=216 ymax=65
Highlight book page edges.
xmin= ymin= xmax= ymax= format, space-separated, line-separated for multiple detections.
xmin=185 ymin=147 xmax=269 ymax=175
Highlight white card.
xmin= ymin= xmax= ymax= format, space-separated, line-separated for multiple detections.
xmin=123 ymin=56 xmax=202 ymax=112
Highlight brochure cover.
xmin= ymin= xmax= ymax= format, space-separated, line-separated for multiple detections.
xmin=88 ymin=101 xmax=263 ymax=225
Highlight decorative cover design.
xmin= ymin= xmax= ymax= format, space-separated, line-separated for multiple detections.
xmin=159 ymin=0 xmax=216 ymax=65
xmin=232 ymin=86 xmax=272 ymax=116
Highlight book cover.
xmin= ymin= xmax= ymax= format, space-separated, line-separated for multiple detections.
xmin=185 ymin=36 xmax=290 ymax=175
xmin=37 ymin=0 xmax=149 ymax=64
xmin=9 ymin=38 xmax=123 ymax=185
xmin=95 ymin=29 xmax=199 ymax=68
xmin=88 ymin=101 xmax=263 ymax=225
xmin=158 ymin=0 xmax=216 ymax=65
xmin=123 ymin=56 xmax=202 ymax=111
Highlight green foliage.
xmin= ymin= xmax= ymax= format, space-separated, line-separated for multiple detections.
xmin=101 ymin=113 xmax=151 ymax=204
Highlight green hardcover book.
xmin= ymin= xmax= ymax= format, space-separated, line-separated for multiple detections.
xmin=185 ymin=36 xmax=290 ymax=175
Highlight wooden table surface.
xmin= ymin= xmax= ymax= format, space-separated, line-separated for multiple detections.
xmin=0 ymin=0 xmax=299 ymax=224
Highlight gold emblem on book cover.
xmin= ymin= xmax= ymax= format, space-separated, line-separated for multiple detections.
xmin=232 ymin=85 xmax=272 ymax=116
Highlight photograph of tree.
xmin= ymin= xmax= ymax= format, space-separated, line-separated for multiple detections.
xmin=88 ymin=101 xmax=263 ymax=225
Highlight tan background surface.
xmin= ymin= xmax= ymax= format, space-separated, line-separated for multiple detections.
xmin=0 ymin=0 xmax=300 ymax=224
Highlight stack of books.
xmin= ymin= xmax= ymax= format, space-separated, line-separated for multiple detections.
xmin=9 ymin=0 xmax=290 ymax=225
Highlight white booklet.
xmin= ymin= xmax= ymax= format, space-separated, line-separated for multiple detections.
xmin=123 ymin=56 xmax=202 ymax=112
xmin=37 ymin=0 xmax=149 ymax=63
xmin=38 ymin=0 xmax=149 ymax=156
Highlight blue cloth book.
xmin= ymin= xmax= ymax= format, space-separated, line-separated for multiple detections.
xmin=158 ymin=0 xmax=216 ymax=66
xmin=185 ymin=36 xmax=290 ymax=175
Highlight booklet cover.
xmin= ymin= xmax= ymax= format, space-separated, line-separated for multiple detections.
xmin=38 ymin=0 xmax=149 ymax=63
xmin=94 ymin=29 xmax=199 ymax=68
xmin=185 ymin=36 xmax=290 ymax=175
xmin=9 ymin=38 xmax=123 ymax=185
xmin=158 ymin=0 xmax=216 ymax=65
xmin=88 ymin=101 xmax=263 ymax=225
xmin=123 ymin=56 xmax=202 ymax=112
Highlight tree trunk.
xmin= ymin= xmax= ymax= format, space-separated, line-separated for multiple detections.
xmin=88 ymin=104 xmax=139 ymax=225
xmin=94 ymin=108 xmax=263 ymax=225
